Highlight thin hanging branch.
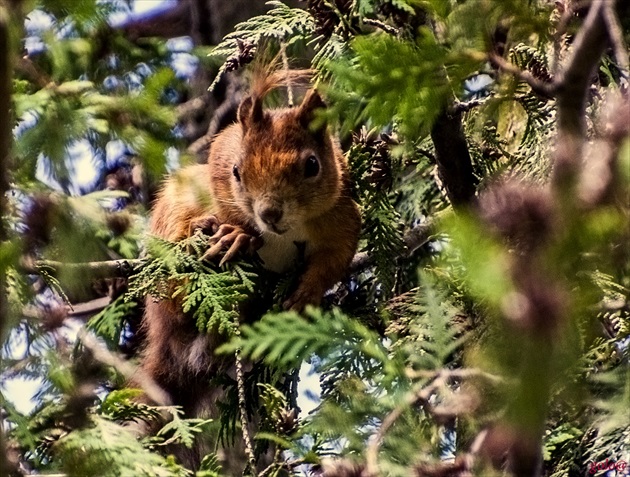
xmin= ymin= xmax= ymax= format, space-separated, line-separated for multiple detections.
xmin=281 ymin=41 xmax=294 ymax=107
xmin=234 ymin=325 xmax=258 ymax=476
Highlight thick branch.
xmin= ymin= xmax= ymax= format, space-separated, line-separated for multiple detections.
xmin=117 ymin=1 xmax=192 ymax=41
xmin=22 ymin=217 xmax=440 ymax=280
xmin=553 ymin=0 xmax=611 ymax=184
xmin=430 ymin=111 xmax=477 ymax=207
xmin=554 ymin=0 xmax=610 ymax=131
xmin=0 ymin=4 xmax=15 ymax=475
xmin=0 ymin=4 xmax=11 ymax=341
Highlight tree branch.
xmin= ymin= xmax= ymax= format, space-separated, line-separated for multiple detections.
xmin=430 ymin=111 xmax=478 ymax=207
xmin=365 ymin=368 xmax=495 ymax=475
xmin=117 ymin=1 xmax=192 ymax=41
xmin=0 ymin=3 xmax=17 ymax=474
xmin=21 ymin=214 xmax=440 ymax=282
xmin=362 ymin=18 xmax=399 ymax=36
xmin=350 ymin=218 xmax=438 ymax=272
xmin=234 ymin=328 xmax=258 ymax=476
xmin=552 ymin=0 xmax=611 ymax=185
xmin=15 ymin=56 xmax=52 ymax=88
xmin=602 ymin=0 xmax=629 ymax=80
xmin=489 ymin=53 xmax=556 ymax=99
xmin=78 ymin=328 xmax=170 ymax=407
xmin=22 ymin=258 xmax=141 ymax=279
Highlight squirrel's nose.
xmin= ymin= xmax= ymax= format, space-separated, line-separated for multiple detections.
xmin=259 ymin=206 xmax=283 ymax=225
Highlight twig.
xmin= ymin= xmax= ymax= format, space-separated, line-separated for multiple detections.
xmin=602 ymin=1 xmax=629 ymax=81
xmin=365 ymin=375 xmax=445 ymax=475
xmin=23 ymin=214 xmax=442 ymax=280
xmin=489 ymin=53 xmax=556 ymax=99
xmin=281 ymin=42 xmax=293 ymax=107
xmin=366 ymin=368 xmax=504 ymax=474
xmin=66 ymin=296 xmax=111 ymax=317
xmin=362 ymin=18 xmax=399 ymax=36
xmin=77 ymin=328 xmax=170 ymax=406
xmin=22 ymin=296 xmax=111 ymax=321
xmin=22 ymin=258 xmax=141 ymax=279
xmin=258 ymin=448 xmax=283 ymax=477
xmin=234 ymin=325 xmax=258 ymax=476
xmin=24 ymin=475 xmax=67 ymax=477
xmin=405 ymin=368 xmax=505 ymax=384
xmin=451 ymin=96 xmax=491 ymax=114
xmin=416 ymin=148 xmax=436 ymax=163
xmin=349 ymin=218 xmax=438 ymax=273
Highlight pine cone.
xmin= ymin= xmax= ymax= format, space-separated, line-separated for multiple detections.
xmin=276 ymin=408 xmax=298 ymax=434
xmin=223 ymin=39 xmax=257 ymax=74
xmin=378 ymin=2 xmax=427 ymax=33
xmin=354 ymin=127 xmax=394 ymax=190
xmin=302 ymin=0 xmax=352 ymax=38
xmin=105 ymin=211 xmax=132 ymax=237
xmin=41 ymin=306 xmax=68 ymax=332
xmin=22 ymin=193 xmax=57 ymax=251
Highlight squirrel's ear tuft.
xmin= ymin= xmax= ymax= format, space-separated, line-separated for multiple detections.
xmin=298 ymin=89 xmax=326 ymax=131
xmin=238 ymin=95 xmax=264 ymax=131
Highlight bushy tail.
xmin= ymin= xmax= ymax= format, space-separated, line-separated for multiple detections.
xmin=248 ymin=53 xmax=313 ymax=103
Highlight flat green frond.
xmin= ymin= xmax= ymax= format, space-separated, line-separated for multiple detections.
xmin=57 ymin=418 xmax=190 ymax=477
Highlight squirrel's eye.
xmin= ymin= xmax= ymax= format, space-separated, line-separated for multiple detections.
xmin=232 ymin=165 xmax=241 ymax=182
xmin=304 ymin=155 xmax=320 ymax=178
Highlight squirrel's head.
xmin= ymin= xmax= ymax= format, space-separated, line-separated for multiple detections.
xmin=231 ymin=89 xmax=343 ymax=235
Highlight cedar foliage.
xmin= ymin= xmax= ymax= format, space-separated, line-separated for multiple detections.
xmin=0 ymin=0 xmax=629 ymax=476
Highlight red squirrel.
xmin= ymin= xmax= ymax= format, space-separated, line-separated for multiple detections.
xmin=140 ymin=70 xmax=361 ymax=413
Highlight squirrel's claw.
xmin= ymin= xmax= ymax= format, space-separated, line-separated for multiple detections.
xmin=202 ymin=224 xmax=261 ymax=266
xmin=219 ymin=234 xmax=251 ymax=266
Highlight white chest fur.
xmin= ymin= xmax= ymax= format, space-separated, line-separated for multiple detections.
xmin=257 ymin=229 xmax=308 ymax=273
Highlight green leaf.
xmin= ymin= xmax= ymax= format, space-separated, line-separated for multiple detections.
xmin=156 ymin=408 xmax=212 ymax=449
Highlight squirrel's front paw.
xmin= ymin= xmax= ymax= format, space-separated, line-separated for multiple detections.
xmin=202 ymin=224 xmax=262 ymax=266
xmin=189 ymin=215 xmax=220 ymax=236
